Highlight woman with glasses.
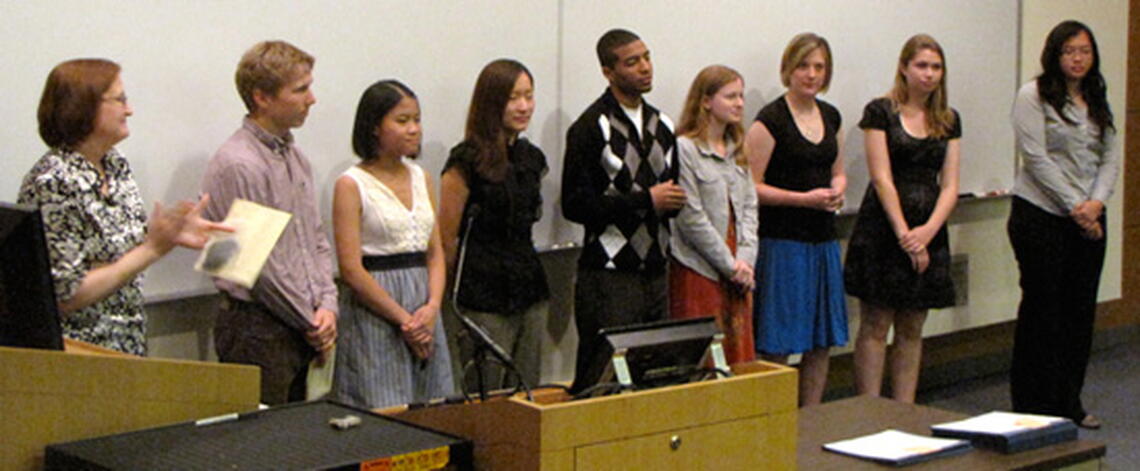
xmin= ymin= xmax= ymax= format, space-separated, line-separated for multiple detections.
xmin=1008 ymin=21 xmax=1118 ymax=430
xmin=18 ymin=58 xmax=226 ymax=355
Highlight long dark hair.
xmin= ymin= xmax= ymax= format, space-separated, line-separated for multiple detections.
xmin=1036 ymin=20 xmax=1113 ymax=140
xmin=464 ymin=59 xmax=532 ymax=181
xmin=351 ymin=79 xmax=417 ymax=160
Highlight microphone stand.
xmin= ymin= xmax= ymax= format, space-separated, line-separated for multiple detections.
xmin=451 ymin=206 xmax=531 ymax=402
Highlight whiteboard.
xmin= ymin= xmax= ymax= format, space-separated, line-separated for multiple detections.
xmin=562 ymin=0 xmax=1019 ymax=212
xmin=0 ymin=1 xmax=1018 ymax=301
xmin=0 ymin=1 xmax=560 ymax=301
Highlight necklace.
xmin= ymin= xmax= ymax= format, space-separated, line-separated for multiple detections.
xmin=787 ymin=97 xmax=823 ymax=141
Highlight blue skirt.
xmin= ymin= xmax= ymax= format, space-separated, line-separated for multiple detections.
xmin=754 ymin=238 xmax=849 ymax=355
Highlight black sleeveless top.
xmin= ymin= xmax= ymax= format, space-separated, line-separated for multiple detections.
xmin=756 ymin=96 xmax=842 ymax=242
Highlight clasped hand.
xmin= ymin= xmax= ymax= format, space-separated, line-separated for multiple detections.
xmin=897 ymin=224 xmax=936 ymax=255
xmin=1070 ymin=200 xmax=1104 ymax=240
xmin=806 ymin=188 xmax=844 ymax=212
xmin=730 ymin=259 xmax=754 ymax=292
xmin=898 ymin=226 xmax=936 ymax=274
xmin=907 ymin=247 xmax=930 ymax=274
xmin=400 ymin=304 xmax=439 ymax=360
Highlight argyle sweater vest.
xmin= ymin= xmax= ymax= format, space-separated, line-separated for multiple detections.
xmin=565 ymin=91 xmax=677 ymax=274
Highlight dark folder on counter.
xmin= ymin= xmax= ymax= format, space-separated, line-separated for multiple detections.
xmin=931 ymin=411 xmax=1078 ymax=454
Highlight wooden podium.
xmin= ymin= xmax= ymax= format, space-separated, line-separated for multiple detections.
xmin=393 ymin=361 xmax=798 ymax=470
xmin=0 ymin=341 xmax=260 ymax=470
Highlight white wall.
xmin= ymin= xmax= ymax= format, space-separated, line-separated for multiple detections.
xmin=3 ymin=0 xmax=1022 ymax=302
xmin=836 ymin=0 xmax=1128 ymax=354
xmin=5 ymin=1 xmax=1122 ymax=384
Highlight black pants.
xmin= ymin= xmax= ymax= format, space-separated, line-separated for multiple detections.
xmin=215 ymin=296 xmax=313 ymax=406
xmin=569 ymin=268 xmax=667 ymax=394
xmin=1007 ymin=197 xmax=1105 ymax=421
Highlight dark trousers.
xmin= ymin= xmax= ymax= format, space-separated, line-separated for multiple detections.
xmin=215 ymin=296 xmax=313 ymax=406
xmin=1007 ymin=197 xmax=1105 ymax=421
xmin=569 ymin=268 xmax=668 ymax=393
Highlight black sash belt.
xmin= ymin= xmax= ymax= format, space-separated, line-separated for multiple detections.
xmin=362 ymin=252 xmax=426 ymax=271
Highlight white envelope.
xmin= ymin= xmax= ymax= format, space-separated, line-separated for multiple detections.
xmin=194 ymin=198 xmax=291 ymax=288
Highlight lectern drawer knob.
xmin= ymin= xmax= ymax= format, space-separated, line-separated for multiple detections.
xmin=669 ymin=435 xmax=682 ymax=450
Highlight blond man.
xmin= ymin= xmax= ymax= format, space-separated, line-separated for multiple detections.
xmin=201 ymin=40 xmax=336 ymax=405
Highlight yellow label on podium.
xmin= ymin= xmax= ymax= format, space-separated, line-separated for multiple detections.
xmin=359 ymin=446 xmax=450 ymax=470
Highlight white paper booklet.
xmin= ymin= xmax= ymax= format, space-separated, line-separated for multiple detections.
xmin=823 ymin=429 xmax=972 ymax=466
xmin=194 ymin=198 xmax=291 ymax=288
xmin=931 ymin=411 xmax=1067 ymax=434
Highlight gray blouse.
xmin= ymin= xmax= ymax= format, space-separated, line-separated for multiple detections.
xmin=670 ymin=136 xmax=759 ymax=281
xmin=1011 ymin=81 xmax=1119 ymax=216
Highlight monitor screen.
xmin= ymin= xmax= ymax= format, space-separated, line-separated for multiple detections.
xmin=0 ymin=202 xmax=63 ymax=350
xmin=591 ymin=317 xmax=723 ymax=393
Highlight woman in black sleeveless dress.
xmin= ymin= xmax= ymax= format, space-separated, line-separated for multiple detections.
xmin=844 ymin=34 xmax=961 ymax=403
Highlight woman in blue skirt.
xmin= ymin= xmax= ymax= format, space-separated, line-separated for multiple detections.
xmin=748 ymin=33 xmax=848 ymax=406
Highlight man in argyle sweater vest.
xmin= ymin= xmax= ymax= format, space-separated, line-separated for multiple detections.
xmin=562 ymin=29 xmax=686 ymax=393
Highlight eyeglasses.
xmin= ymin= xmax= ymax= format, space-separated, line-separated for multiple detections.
xmin=103 ymin=94 xmax=129 ymax=106
xmin=1062 ymin=47 xmax=1093 ymax=57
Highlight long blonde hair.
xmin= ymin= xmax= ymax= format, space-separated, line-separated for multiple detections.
xmin=677 ymin=65 xmax=746 ymax=165
xmin=888 ymin=34 xmax=956 ymax=139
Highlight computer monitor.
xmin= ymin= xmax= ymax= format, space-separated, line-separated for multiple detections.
xmin=591 ymin=316 xmax=727 ymax=394
xmin=0 ymin=202 xmax=64 ymax=350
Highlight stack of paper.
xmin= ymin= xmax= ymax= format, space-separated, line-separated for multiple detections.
xmin=931 ymin=411 xmax=1077 ymax=453
xmin=823 ymin=429 xmax=972 ymax=466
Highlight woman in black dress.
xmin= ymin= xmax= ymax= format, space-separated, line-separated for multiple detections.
xmin=844 ymin=34 xmax=961 ymax=403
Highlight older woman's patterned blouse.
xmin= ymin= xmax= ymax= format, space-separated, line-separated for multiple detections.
xmin=18 ymin=147 xmax=148 ymax=355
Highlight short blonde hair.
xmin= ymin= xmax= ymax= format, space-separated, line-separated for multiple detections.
xmin=235 ymin=40 xmax=314 ymax=112
xmin=779 ymin=33 xmax=832 ymax=93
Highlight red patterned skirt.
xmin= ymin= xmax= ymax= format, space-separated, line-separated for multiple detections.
xmin=668 ymin=211 xmax=755 ymax=365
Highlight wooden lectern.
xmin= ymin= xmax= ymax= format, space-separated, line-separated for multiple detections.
xmin=0 ymin=341 xmax=260 ymax=470
xmin=393 ymin=361 xmax=798 ymax=470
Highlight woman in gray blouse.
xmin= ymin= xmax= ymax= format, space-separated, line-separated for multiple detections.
xmin=1007 ymin=20 xmax=1119 ymax=430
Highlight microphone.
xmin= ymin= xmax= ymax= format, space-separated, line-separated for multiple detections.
xmin=450 ymin=202 xmax=531 ymax=400
xmin=450 ymin=203 xmax=480 ymax=305
xmin=455 ymin=309 xmax=513 ymax=367
xmin=465 ymin=203 xmax=482 ymax=219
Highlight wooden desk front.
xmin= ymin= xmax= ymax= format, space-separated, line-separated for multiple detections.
xmin=0 ymin=344 xmax=260 ymax=470
xmin=798 ymin=396 xmax=1106 ymax=470
xmin=393 ymin=361 xmax=799 ymax=470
